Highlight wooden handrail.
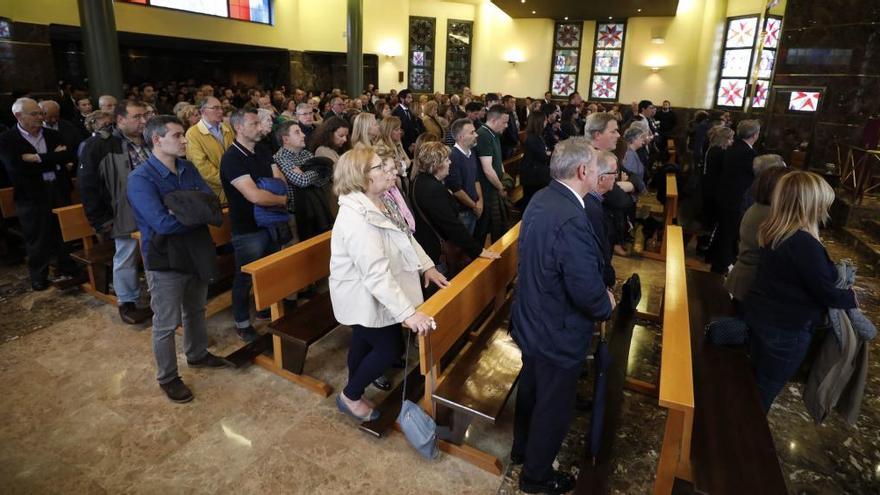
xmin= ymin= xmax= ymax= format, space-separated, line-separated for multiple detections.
xmin=241 ymin=230 xmax=332 ymax=311
xmin=658 ymin=225 xmax=693 ymax=411
xmin=417 ymin=222 xmax=520 ymax=375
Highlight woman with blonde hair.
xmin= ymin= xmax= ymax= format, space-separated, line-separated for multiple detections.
xmin=745 ymin=170 xmax=858 ymax=412
xmin=329 ymin=145 xmax=448 ymax=421
xmin=420 ymin=100 xmax=445 ymax=139
xmin=176 ymin=104 xmax=200 ymax=130
xmin=409 ymin=142 xmax=500 ymax=275
xmin=351 ymin=112 xmax=380 ymax=147
xmin=375 ymin=116 xmax=411 ymax=185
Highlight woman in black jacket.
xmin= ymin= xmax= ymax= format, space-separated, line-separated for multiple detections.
xmin=519 ymin=112 xmax=551 ymax=211
xmin=745 ymin=170 xmax=858 ymax=412
xmin=701 ymin=126 xmax=733 ymax=257
xmin=409 ymin=142 xmax=499 ymax=277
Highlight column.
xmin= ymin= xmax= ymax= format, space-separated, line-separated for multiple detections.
xmin=77 ymin=0 xmax=123 ymax=99
xmin=346 ymin=0 xmax=364 ymax=97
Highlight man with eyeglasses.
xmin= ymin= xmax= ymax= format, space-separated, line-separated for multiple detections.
xmin=185 ymin=96 xmax=235 ymax=202
xmin=292 ymin=102 xmax=316 ymax=141
xmin=0 ymin=98 xmax=79 ymax=290
xmin=78 ymin=100 xmax=154 ymax=324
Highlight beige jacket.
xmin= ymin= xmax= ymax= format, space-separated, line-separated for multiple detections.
xmin=185 ymin=119 xmax=235 ymax=203
xmin=329 ymin=192 xmax=434 ymax=328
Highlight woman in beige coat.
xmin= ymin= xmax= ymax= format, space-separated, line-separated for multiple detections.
xmin=330 ymin=145 xmax=448 ymax=421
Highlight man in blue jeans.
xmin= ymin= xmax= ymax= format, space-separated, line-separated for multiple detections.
xmin=127 ymin=115 xmax=228 ymax=403
xmin=220 ymin=109 xmax=287 ymax=343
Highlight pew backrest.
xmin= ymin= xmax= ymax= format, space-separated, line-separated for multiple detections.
xmin=658 ymin=225 xmax=693 ymax=412
xmin=0 ymin=187 xmax=15 ymax=218
xmin=417 ymin=223 xmax=520 ymax=374
xmin=52 ymin=204 xmax=95 ymax=242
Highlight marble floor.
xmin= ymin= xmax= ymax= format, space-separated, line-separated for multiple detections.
xmin=1 ymin=225 xmax=879 ymax=494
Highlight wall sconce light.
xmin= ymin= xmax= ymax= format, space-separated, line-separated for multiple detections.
xmin=650 ymin=26 xmax=667 ymax=44
xmin=651 ymin=66 xmax=662 ymax=73
xmin=651 ymin=36 xmax=665 ymax=44
xmin=379 ymin=40 xmax=402 ymax=59
xmin=505 ymin=50 xmax=525 ymax=67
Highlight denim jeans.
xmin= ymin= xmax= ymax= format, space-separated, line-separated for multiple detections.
xmin=747 ymin=319 xmax=813 ymax=412
xmin=231 ymin=230 xmax=279 ymax=327
xmin=147 ymin=270 xmax=209 ymax=384
xmin=343 ymin=323 xmax=404 ymax=401
xmin=113 ymin=236 xmax=141 ymax=304
xmin=458 ymin=210 xmax=477 ymax=236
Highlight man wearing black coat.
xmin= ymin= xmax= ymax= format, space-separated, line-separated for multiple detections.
xmin=0 ymin=98 xmax=78 ymax=289
xmin=710 ymin=119 xmax=760 ymax=274
xmin=40 ymin=100 xmax=86 ymax=157
xmin=501 ymin=95 xmax=520 ymax=160
xmin=392 ymin=89 xmax=418 ymax=157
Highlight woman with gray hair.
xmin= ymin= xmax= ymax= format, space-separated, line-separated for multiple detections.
xmin=622 ymin=125 xmax=647 ymax=196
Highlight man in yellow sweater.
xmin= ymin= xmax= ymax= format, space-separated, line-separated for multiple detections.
xmin=185 ymin=96 xmax=234 ymax=203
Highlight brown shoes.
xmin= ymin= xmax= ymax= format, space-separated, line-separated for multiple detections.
xmin=119 ymin=302 xmax=153 ymax=325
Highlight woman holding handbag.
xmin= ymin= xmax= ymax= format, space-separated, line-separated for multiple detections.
xmin=409 ymin=142 xmax=500 ymax=277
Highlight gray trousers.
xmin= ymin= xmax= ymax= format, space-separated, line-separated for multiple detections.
xmin=147 ymin=270 xmax=209 ymax=384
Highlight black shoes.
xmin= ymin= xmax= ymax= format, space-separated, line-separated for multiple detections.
xmin=372 ymin=375 xmax=392 ymax=391
xmin=255 ymin=309 xmax=271 ymax=321
xmin=160 ymin=377 xmax=194 ymax=403
xmin=187 ymin=352 xmax=230 ymax=369
xmin=510 ymin=452 xmax=525 ymax=465
xmin=31 ymin=280 xmax=49 ymax=291
xmin=519 ymin=470 xmax=576 ymax=495
xmin=119 ymin=302 xmax=153 ymax=325
xmin=236 ymin=325 xmax=260 ymax=343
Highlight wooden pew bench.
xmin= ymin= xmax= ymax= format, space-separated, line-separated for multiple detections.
xmin=52 ymin=204 xmax=116 ymax=304
xmin=0 ymin=187 xmax=16 ymax=219
xmin=229 ymin=230 xmax=335 ymax=397
xmin=361 ymin=223 xmax=522 ymax=475
xmin=686 ymin=269 xmax=786 ymax=494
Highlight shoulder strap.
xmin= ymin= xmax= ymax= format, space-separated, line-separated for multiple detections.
xmin=409 ymin=174 xmax=444 ymax=242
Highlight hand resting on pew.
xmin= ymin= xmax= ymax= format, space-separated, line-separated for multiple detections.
xmin=405 ymin=311 xmax=436 ymax=336
xmin=480 ymin=249 xmax=501 ymax=260
xmin=423 ymin=266 xmax=450 ymax=289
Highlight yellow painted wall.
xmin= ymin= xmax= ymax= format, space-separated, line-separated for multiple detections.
xmin=471 ymin=0 xmax=553 ymax=98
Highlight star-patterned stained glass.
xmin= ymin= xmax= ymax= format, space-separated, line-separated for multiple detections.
xmin=756 ymin=50 xmax=776 ymax=79
xmin=408 ymin=16 xmax=435 ymax=92
xmin=726 ymin=16 xmax=758 ymax=48
xmin=550 ymin=22 xmax=585 ymax=98
xmin=555 ymin=24 xmax=582 ymax=48
xmin=552 ymin=74 xmax=577 ymax=97
xmin=596 ymin=23 xmax=625 ymax=49
xmin=554 ymin=50 xmax=579 ymax=73
xmin=722 ymin=49 xmax=752 ymax=78
xmin=717 ymin=79 xmax=746 ymax=107
xmin=789 ymin=91 xmax=821 ymax=112
xmin=445 ymin=19 xmax=472 ymax=94
xmin=591 ymin=75 xmax=618 ymax=99
xmin=752 ymin=80 xmax=769 ymax=108
xmin=763 ymin=17 xmax=781 ymax=48
xmin=588 ymin=21 xmax=626 ymax=101
xmin=594 ymin=50 xmax=621 ymax=74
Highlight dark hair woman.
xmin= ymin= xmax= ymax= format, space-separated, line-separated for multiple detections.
xmin=519 ymin=112 xmax=552 ymax=210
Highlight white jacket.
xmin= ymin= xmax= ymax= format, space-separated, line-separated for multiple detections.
xmin=329 ymin=192 xmax=434 ymax=328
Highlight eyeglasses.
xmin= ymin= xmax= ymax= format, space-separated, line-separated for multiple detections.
xmin=601 ymin=171 xmax=618 ymax=177
xmin=203 ymin=106 xmax=222 ymax=111
xmin=369 ymin=164 xmax=395 ymax=173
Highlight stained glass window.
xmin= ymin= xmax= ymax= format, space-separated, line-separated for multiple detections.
xmin=116 ymin=0 xmax=272 ymax=24
xmin=408 ymin=17 xmax=435 ymax=92
xmin=589 ymin=21 xmax=626 ymax=101
xmin=788 ymin=90 xmax=821 ymax=112
xmin=445 ymin=19 xmax=472 ymax=94
xmin=716 ymin=15 xmax=782 ymax=109
xmin=549 ymin=23 xmax=584 ymax=97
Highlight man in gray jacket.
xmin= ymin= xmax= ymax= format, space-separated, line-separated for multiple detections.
xmin=78 ymin=100 xmax=153 ymax=324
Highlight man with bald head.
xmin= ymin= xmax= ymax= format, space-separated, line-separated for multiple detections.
xmin=40 ymin=99 xmax=84 ymax=155
xmin=185 ymin=96 xmax=234 ymax=202
xmin=0 ymin=97 xmax=79 ymax=290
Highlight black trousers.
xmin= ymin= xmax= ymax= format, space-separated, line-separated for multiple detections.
xmin=512 ymin=355 xmax=580 ymax=482
xmin=15 ymin=186 xmax=75 ymax=284
xmin=343 ymin=323 xmax=404 ymax=401
xmin=709 ymin=207 xmax=741 ymax=273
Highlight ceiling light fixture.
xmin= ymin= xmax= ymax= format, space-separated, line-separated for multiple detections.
xmin=608 ymin=16 xmax=613 ymax=20
xmin=532 ymin=10 xmax=536 ymax=14
xmin=638 ymin=9 xmax=642 ymax=13
xmin=564 ymin=16 xmax=569 ymax=20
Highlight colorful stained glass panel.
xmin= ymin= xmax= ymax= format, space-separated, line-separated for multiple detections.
xmin=591 ymin=75 xmax=619 ymax=100
xmin=717 ymin=79 xmax=746 ymax=107
xmin=594 ymin=49 xmax=621 ymax=74
xmin=789 ymin=91 xmax=821 ymax=111
xmin=763 ymin=17 xmax=781 ymax=48
xmin=554 ymin=50 xmax=579 ymax=73
xmin=555 ymin=24 xmax=582 ymax=48
xmin=756 ymin=50 xmax=776 ymax=79
xmin=551 ymin=73 xmax=577 ymax=97
xmin=753 ymin=80 xmax=769 ymax=108
xmin=596 ymin=23 xmax=625 ymax=49
xmin=722 ymin=49 xmax=752 ymax=78
xmin=726 ymin=17 xmax=758 ymax=48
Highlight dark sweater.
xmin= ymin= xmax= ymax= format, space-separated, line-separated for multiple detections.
xmin=410 ymin=172 xmax=482 ymax=263
xmin=745 ymin=230 xmax=857 ymax=329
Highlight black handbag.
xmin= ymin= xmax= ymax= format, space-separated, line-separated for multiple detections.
xmin=705 ymin=316 xmax=749 ymax=347
xmin=620 ymin=273 xmax=641 ymax=312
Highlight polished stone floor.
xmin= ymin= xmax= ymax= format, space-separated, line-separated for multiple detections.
xmin=1 ymin=225 xmax=878 ymax=494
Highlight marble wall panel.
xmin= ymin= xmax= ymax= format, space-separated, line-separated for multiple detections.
xmin=776 ymin=26 xmax=880 ymax=76
xmin=781 ymin=0 xmax=880 ymax=30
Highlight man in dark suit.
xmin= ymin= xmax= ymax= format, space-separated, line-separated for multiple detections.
xmin=501 ymin=95 xmax=520 ymax=160
xmin=392 ymin=89 xmax=418 ymax=157
xmin=710 ymin=119 xmax=760 ymax=273
xmin=0 ymin=97 xmax=78 ymax=289
xmin=323 ymin=96 xmax=346 ymax=122
xmin=510 ymin=137 xmax=615 ymax=494
xmin=40 ymin=100 xmax=86 ymax=156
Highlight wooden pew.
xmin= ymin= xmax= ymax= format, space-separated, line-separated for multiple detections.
xmin=641 ymin=173 xmax=678 ymax=261
xmin=0 ymin=187 xmax=16 ymax=218
xmin=503 ymin=153 xmax=525 ymax=204
xmin=653 ymin=225 xmax=695 ymax=494
xmin=361 ymin=223 xmax=522 ymax=475
xmin=52 ymin=204 xmax=116 ymax=304
xmin=230 ymin=231 xmax=335 ymax=397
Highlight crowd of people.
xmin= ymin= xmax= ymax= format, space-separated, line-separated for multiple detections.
xmin=0 ymin=76 xmax=867 ymax=495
